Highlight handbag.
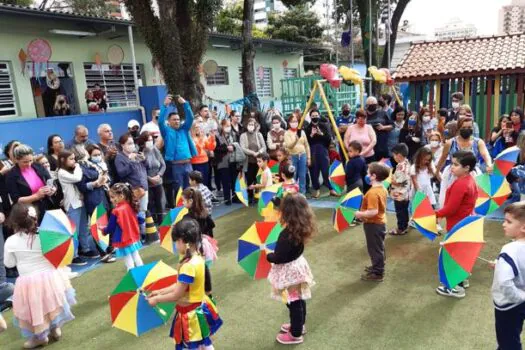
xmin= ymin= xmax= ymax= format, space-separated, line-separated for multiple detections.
xmin=232 ymin=143 xmax=246 ymax=163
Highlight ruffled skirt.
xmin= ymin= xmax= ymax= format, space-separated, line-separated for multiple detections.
xmin=170 ymin=296 xmax=222 ymax=350
xmin=268 ymin=255 xmax=315 ymax=303
xmin=201 ymin=235 xmax=218 ymax=267
xmin=12 ymin=268 xmax=76 ymax=339
xmin=115 ymin=241 xmax=143 ymax=258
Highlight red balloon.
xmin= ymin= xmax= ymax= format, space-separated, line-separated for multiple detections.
xmin=320 ymin=64 xmax=342 ymax=89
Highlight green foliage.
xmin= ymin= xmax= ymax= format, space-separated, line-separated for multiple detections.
xmin=216 ymin=2 xmax=268 ymax=38
xmin=64 ymin=0 xmax=111 ymax=16
xmin=3 ymin=0 xmax=33 ymax=6
xmin=265 ymin=5 xmax=324 ymax=43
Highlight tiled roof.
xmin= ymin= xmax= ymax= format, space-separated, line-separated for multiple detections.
xmin=394 ymin=33 xmax=525 ymax=81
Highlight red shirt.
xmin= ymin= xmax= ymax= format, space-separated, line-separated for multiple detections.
xmin=436 ymin=175 xmax=478 ymax=231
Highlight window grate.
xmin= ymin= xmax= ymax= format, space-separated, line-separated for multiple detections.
xmin=238 ymin=67 xmax=273 ymax=97
xmin=0 ymin=62 xmax=17 ymax=117
xmin=283 ymin=68 xmax=298 ymax=79
xmin=206 ymin=66 xmax=229 ymax=86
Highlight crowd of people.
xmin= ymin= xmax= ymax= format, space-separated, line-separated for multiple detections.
xmin=0 ymin=90 xmax=525 ymax=349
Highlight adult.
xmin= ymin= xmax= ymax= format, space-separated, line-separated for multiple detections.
xmin=6 ymin=144 xmax=57 ymax=223
xmin=336 ymin=103 xmax=354 ymax=135
xmin=215 ymin=119 xmax=244 ymax=205
xmin=509 ymin=132 xmax=525 ymax=201
xmin=159 ymin=95 xmax=197 ymax=196
xmin=399 ymin=112 xmax=424 ymax=160
xmin=66 ymin=124 xmax=95 ymax=150
xmin=190 ymin=122 xmax=216 ymax=188
xmin=446 ymin=91 xmax=463 ymax=123
xmin=0 ymin=140 xmax=20 ymax=213
xmin=382 ymin=93 xmax=394 ymax=117
xmin=229 ymin=110 xmax=244 ymax=142
xmin=86 ymin=89 xmax=100 ymax=113
xmin=264 ymin=106 xmax=286 ymax=131
xmin=141 ymin=107 xmax=162 ymax=148
xmin=97 ymin=123 xmax=119 ymax=184
xmin=128 ymin=119 xmax=141 ymax=141
xmin=388 ymin=106 xmax=406 ymax=157
xmin=458 ymin=105 xmax=480 ymax=138
xmin=197 ymin=105 xmax=218 ymax=136
xmin=137 ymin=132 xmax=166 ymax=226
xmin=52 ymin=95 xmax=71 ymax=116
xmin=344 ymin=109 xmax=377 ymax=163
xmin=284 ymin=114 xmax=310 ymax=194
xmin=306 ymin=110 xmax=337 ymax=198
xmin=364 ymin=96 xmax=393 ymax=160
xmin=490 ymin=115 xmax=514 ymax=156
xmin=45 ymin=134 xmax=64 ymax=172
xmin=93 ymin=83 xmax=107 ymax=111
xmin=436 ymin=116 xmax=493 ymax=208
xmin=267 ymin=115 xmax=286 ymax=161
xmin=240 ymin=118 xmax=267 ymax=202
xmin=509 ymin=107 xmax=525 ymax=142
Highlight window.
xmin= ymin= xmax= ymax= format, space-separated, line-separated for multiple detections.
xmin=83 ymin=63 xmax=144 ymax=109
xmin=0 ymin=62 xmax=17 ymax=117
xmin=283 ymin=68 xmax=298 ymax=79
xmin=206 ymin=66 xmax=229 ymax=86
xmin=238 ymin=67 xmax=273 ymax=97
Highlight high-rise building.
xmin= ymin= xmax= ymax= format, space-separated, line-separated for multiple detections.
xmin=498 ymin=0 xmax=525 ymax=34
xmin=254 ymin=0 xmax=286 ymax=27
xmin=434 ymin=17 xmax=477 ymax=40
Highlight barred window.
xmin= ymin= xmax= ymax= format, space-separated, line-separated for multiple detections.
xmin=206 ymin=66 xmax=229 ymax=85
xmin=283 ymin=68 xmax=298 ymax=79
xmin=238 ymin=67 xmax=273 ymax=97
xmin=0 ymin=62 xmax=17 ymax=117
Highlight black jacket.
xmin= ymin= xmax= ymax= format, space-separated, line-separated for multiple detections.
xmin=305 ymin=122 xmax=332 ymax=148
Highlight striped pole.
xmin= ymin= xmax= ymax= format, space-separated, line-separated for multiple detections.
xmin=494 ymin=75 xmax=501 ymax=123
xmin=435 ymin=79 xmax=441 ymax=109
xmin=486 ymin=77 xmax=493 ymax=140
xmin=464 ymin=78 xmax=471 ymax=105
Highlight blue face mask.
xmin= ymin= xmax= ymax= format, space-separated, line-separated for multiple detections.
xmin=408 ymin=119 xmax=417 ymax=127
xmin=444 ymin=129 xmax=449 ymax=137
xmin=365 ymin=175 xmax=371 ymax=185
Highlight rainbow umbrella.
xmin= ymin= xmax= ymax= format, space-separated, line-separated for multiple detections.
xmin=175 ymin=187 xmax=184 ymax=207
xmin=257 ymin=183 xmax=283 ymax=216
xmin=411 ymin=191 xmax=438 ymax=241
xmin=438 ymin=215 xmax=485 ymax=289
xmin=90 ymin=203 xmax=109 ymax=251
xmin=332 ymin=188 xmax=363 ymax=233
xmin=329 ymin=160 xmax=346 ymax=195
xmin=256 ymin=160 xmax=280 ymax=183
xmin=380 ymin=159 xmax=393 ymax=190
xmin=474 ymin=174 xmax=511 ymax=216
xmin=109 ymin=261 xmax=177 ymax=336
xmin=493 ymin=146 xmax=519 ymax=177
xmin=39 ymin=209 xmax=77 ymax=268
xmin=235 ymin=174 xmax=249 ymax=207
xmin=159 ymin=207 xmax=188 ymax=254
xmin=238 ymin=221 xmax=282 ymax=279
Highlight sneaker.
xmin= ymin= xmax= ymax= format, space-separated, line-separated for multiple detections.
xmin=280 ymin=323 xmax=307 ymax=335
xmin=24 ymin=336 xmax=49 ymax=349
xmin=360 ymin=272 xmax=384 ymax=282
xmin=101 ymin=254 xmax=117 ymax=263
xmin=349 ymin=221 xmax=357 ymax=227
xmin=0 ymin=300 xmax=13 ymax=312
xmin=276 ymin=332 xmax=304 ymax=345
xmin=435 ymin=285 xmax=465 ymax=298
xmin=364 ymin=266 xmax=372 ymax=273
xmin=312 ymin=190 xmax=320 ymax=199
xmin=50 ymin=327 xmax=62 ymax=341
xmin=211 ymin=198 xmax=221 ymax=204
xmin=329 ymin=189 xmax=339 ymax=197
xmin=0 ymin=315 xmax=6 ymax=333
xmin=68 ymin=272 xmax=80 ymax=280
xmin=459 ymin=279 xmax=470 ymax=289
xmin=71 ymin=257 xmax=88 ymax=266
xmin=80 ymin=250 xmax=100 ymax=259
xmin=106 ymin=246 xmax=116 ymax=255
xmin=408 ymin=220 xmax=417 ymax=229
xmin=225 ymin=200 xmax=232 ymax=206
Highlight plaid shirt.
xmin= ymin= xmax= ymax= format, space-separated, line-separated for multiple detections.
xmin=197 ymin=183 xmax=213 ymax=214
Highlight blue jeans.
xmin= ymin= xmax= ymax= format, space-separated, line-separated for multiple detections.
xmin=171 ymin=162 xmax=192 ymax=196
xmin=292 ymin=153 xmax=307 ymax=194
xmin=68 ymin=206 xmax=96 ymax=255
xmin=309 ymin=144 xmax=332 ymax=191
xmin=0 ymin=225 xmax=14 ymax=304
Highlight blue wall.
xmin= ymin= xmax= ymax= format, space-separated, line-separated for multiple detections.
xmin=0 ymin=110 xmax=142 ymax=156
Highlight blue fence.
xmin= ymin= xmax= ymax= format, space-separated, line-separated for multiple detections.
xmin=0 ymin=110 xmax=142 ymax=156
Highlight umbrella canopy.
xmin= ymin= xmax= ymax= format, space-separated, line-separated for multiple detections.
xmin=332 ymin=188 xmax=363 ymax=233
xmin=256 ymin=159 xmax=279 ymax=183
xmin=438 ymin=215 xmax=485 ymax=289
xmin=109 ymin=261 xmax=177 ymax=336
xmin=474 ymin=174 xmax=511 ymax=216
xmin=380 ymin=158 xmax=393 ymax=190
xmin=90 ymin=203 xmax=109 ymax=251
xmin=329 ymin=160 xmax=346 ymax=195
xmin=235 ymin=174 xmax=249 ymax=207
xmin=257 ymin=183 xmax=283 ymax=216
xmin=238 ymin=221 xmax=282 ymax=279
xmin=493 ymin=146 xmax=519 ymax=177
xmin=39 ymin=209 xmax=77 ymax=268
xmin=175 ymin=187 xmax=184 ymax=207
xmin=159 ymin=207 xmax=188 ymax=254
xmin=411 ymin=191 xmax=438 ymax=241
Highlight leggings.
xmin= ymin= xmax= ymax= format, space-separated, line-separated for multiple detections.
xmin=287 ymin=300 xmax=306 ymax=337
xmin=123 ymin=250 xmax=144 ymax=270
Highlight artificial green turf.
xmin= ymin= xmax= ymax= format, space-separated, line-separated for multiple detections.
xmin=2 ymin=208 xmax=518 ymax=349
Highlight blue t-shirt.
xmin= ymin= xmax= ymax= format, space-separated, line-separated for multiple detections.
xmin=345 ymin=155 xmax=367 ymax=189
xmin=336 ymin=114 xmax=355 ymax=127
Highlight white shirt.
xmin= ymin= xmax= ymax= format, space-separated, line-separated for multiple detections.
xmin=492 ymin=241 xmax=525 ymax=311
xmin=58 ymin=165 xmax=84 ymax=210
xmin=141 ymin=121 xmax=160 ymax=138
xmin=202 ymin=118 xmax=218 ymax=136
xmin=4 ymin=232 xmax=55 ymax=276
xmin=410 ymin=163 xmax=436 ymax=205
xmin=262 ymin=167 xmax=273 ymax=188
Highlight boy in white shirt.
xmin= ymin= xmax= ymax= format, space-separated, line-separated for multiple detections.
xmin=492 ymin=201 xmax=525 ymax=349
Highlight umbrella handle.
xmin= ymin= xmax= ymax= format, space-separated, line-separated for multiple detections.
xmin=477 ymin=256 xmax=496 ymax=264
xmin=139 ymin=289 xmax=168 ymax=317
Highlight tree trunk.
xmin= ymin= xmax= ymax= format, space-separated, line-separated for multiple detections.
xmin=380 ymin=0 xmax=411 ymax=70
xmin=241 ymin=0 xmax=260 ymax=120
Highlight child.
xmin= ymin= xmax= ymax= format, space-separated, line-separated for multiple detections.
xmin=189 ymin=170 xmax=213 ymax=215
xmin=328 ymin=142 xmax=342 ymax=164
xmin=435 ymin=151 xmax=478 ymax=298
xmin=492 ymin=201 xmax=525 ymax=350
xmin=410 ymin=147 xmax=440 ymax=208
xmin=147 ymin=218 xmax=222 ymax=350
xmin=420 ymin=107 xmax=437 ymax=144
xmin=267 ymin=194 xmax=316 ymax=345
xmin=345 ymin=141 xmax=367 ymax=193
xmin=389 ymin=143 xmax=411 ymax=236
xmin=103 ymin=183 xmax=144 ymax=270
xmin=428 ymin=132 xmax=444 ymax=166
xmin=276 ymin=148 xmax=290 ymax=183
xmin=4 ymin=204 xmax=76 ymax=348
xmin=355 ymin=162 xmax=390 ymax=281
xmin=249 ymin=153 xmax=273 ymax=193
xmin=282 ymin=163 xmax=299 ymax=195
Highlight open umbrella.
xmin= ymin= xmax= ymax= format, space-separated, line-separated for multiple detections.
xmin=238 ymin=221 xmax=282 ymax=279
xmin=39 ymin=209 xmax=77 ymax=268
xmin=329 ymin=160 xmax=346 ymax=195
xmin=159 ymin=207 xmax=188 ymax=254
xmin=235 ymin=174 xmax=249 ymax=207
xmin=411 ymin=191 xmax=438 ymax=241
xmin=332 ymin=188 xmax=363 ymax=233
xmin=256 ymin=160 xmax=280 ymax=183
xmin=493 ymin=146 xmax=520 ymax=177
xmin=175 ymin=187 xmax=184 ymax=207
xmin=90 ymin=203 xmax=109 ymax=251
xmin=109 ymin=261 xmax=177 ymax=336
xmin=438 ymin=215 xmax=485 ymax=289
xmin=257 ymin=183 xmax=283 ymax=216
xmin=474 ymin=174 xmax=511 ymax=216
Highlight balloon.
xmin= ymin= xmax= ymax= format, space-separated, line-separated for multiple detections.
xmin=339 ymin=66 xmax=363 ymax=86
xmin=320 ymin=63 xmax=342 ymax=89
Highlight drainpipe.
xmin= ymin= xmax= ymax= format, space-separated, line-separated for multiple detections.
xmin=127 ymin=25 xmax=145 ymax=123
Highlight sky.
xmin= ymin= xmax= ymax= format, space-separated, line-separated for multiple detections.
xmin=401 ymin=0 xmax=512 ymax=36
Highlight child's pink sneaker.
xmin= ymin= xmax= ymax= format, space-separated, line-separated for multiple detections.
xmin=276 ymin=332 xmax=304 ymax=345
xmin=280 ymin=323 xmax=307 ymax=335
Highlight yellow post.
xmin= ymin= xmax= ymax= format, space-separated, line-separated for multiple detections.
xmin=464 ymin=79 xmax=471 ymax=105
xmin=360 ymin=82 xmax=365 ymax=108
xmin=298 ymin=82 xmax=318 ymax=129
xmin=392 ymin=87 xmax=402 ymax=107
xmin=435 ymin=80 xmax=441 ymax=111
xmin=494 ymin=75 xmax=501 ymax=127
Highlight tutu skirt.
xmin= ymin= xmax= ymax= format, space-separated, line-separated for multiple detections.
xmin=12 ymin=268 xmax=76 ymax=339
xmin=115 ymin=241 xmax=142 ymax=258
xmin=268 ymin=255 xmax=315 ymax=303
xmin=170 ymin=296 xmax=222 ymax=350
xmin=201 ymin=235 xmax=218 ymax=267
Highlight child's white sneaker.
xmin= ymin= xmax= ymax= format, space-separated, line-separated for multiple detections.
xmin=436 ymin=285 xmax=465 ymax=298
xmin=24 ymin=336 xmax=49 ymax=349
xmin=50 ymin=327 xmax=62 ymax=341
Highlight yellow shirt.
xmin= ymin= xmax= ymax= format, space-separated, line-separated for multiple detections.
xmin=361 ymin=185 xmax=387 ymax=224
xmin=178 ymin=254 xmax=205 ymax=303
xmin=284 ymin=130 xmax=311 ymax=161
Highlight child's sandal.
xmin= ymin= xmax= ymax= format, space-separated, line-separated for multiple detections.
xmin=389 ymin=229 xmax=408 ymax=236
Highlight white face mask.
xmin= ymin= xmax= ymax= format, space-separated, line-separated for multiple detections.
xmin=423 ymin=116 xmax=431 ymax=123
xmin=272 ymin=123 xmax=281 ymax=130
xmin=91 ymin=156 xmax=102 ymax=163
xmin=247 ymin=125 xmax=255 ymax=132
xmin=289 ymin=122 xmax=298 ymax=129
xmin=145 ymin=141 xmax=154 ymax=149
xmin=124 ymin=144 xmax=135 ymax=153
xmin=430 ymin=140 xmax=440 ymax=148
xmin=223 ymin=127 xmax=232 ymax=133
xmin=452 ymin=102 xmax=460 ymax=109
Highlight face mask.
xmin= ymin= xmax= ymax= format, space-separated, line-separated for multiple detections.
xmin=430 ymin=141 xmax=440 ymax=148
xmin=408 ymin=119 xmax=417 ymax=127
xmin=459 ymin=128 xmax=473 ymax=139
xmin=444 ymin=129 xmax=449 ymax=138
xmin=145 ymin=141 xmax=154 ymax=149
xmin=367 ymin=105 xmax=377 ymax=113
xmin=91 ymin=156 xmax=102 ymax=163
xmin=272 ymin=123 xmax=281 ymax=130
xmin=423 ymin=116 xmax=431 ymax=123
xmin=364 ymin=175 xmax=371 ymax=185
xmin=452 ymin=102 xmax=460 ymax=109
xmin=247 ymin=125 xmax=255 ymax=132
xmin=131 ymin=130 xmax=139 ymax=137
xmin=289 ymin=122 xmax=298 ymax=129
xmin=311 ymin=118 xmax=320 ymax=125
xmin=223 ymin=127 xmax=231 ymax=133
xmin=342 ymin=110 xmax=350 ymax=117
xmin=124 ymin=144 xmax=135 ymax=153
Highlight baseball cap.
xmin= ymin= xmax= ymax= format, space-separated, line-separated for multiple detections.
xmin=128 ymin=119 xmax=140 ymax=129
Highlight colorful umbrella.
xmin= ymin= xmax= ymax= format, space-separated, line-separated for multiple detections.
xmin=411 ymin=191 xmax=438 ymax=241
xmin=256 ymin=160 xmax=279 ymax=183
xmin=90 ymin=203 xmax=109 ymax=251
xmin=380 ymin=158 xmax=393 ymax=190
xmin=175 ymin=187 xmax=184 ymax=207
xmin=438 ymin=215 xmax=485 ymax=289
xmin=159 ymin=207 xmax=189 ymax=254
xmin=238 ymin=221 xmax=282 ymax=279
xmin=474 ymin=174 xmax=511 ymax=216
xmin=329 ymin=160 xmax=346 ymax=195
xmin=332 ymin=188 xmax=363 ymax=233
xmin=257 ymin=183 xmax=283 ymax=216
xmin=39 ymin=209 xmax=77 ymax=268
xmin=109 ymin=261 xmax=177 ymax=336
xmin=235 ymin=174 xmax=249 ymax=207
xmin=493 ymin=146 xmax=520 ymax=177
